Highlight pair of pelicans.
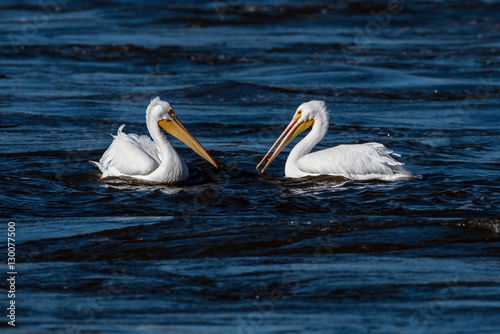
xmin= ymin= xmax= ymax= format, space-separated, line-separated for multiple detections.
xmin=92 ymin=97 xmax=413 ymax=182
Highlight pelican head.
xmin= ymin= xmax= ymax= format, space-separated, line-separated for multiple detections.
xmin=256 ymin=100 xmax=328 ymax=174
xmin=147 ymin=97 xmax=218 ymax=168
xmin=295 ymin=100 xmax=329 ymax=123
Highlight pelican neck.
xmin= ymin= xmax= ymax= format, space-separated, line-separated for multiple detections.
xmin=285 ymin=117 xmax=328 ymax=175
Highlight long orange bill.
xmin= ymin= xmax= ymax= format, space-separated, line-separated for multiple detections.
xmin=158 ymin=117 xmax=218 ymax=168
xmin=256 ymin=118 xmax=298 ymax=171
xmin=257 ymin=118 xmax=314 ymax=174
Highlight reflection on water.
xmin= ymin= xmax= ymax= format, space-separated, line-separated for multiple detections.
xmin=101 ymin=178 xmax=185 ymax=195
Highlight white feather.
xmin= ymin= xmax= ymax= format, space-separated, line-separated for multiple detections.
xmin=91 ymin=98 xmax=189 ymax=183
xmin=92 ymin=125 xmax=161 ymax=178
xmin=283 ymin=101 xmax=414 ymax=181
xmin=296 ymin=143 xmax=411 ymax=181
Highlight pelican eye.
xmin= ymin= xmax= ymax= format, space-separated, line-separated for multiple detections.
xmin=296 ymin=110 xmax=302 ymax=119
xmin=167 ymin=108 xmax=175 ymax=117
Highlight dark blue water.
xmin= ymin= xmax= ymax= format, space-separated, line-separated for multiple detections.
xmin=1 ymin=0 xmax=500 ymax=333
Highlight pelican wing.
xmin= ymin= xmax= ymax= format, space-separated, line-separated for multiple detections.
xmin=93 ymin=125 xmax=160 ymax=177
xmin=115 ymin=125 xmax=162 ymax=164
xmin=296 ymin=142 xmax=412 ymax=180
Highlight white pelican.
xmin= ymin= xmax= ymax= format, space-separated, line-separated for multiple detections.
xmin=92 ymin=97 xmax=218 ymax=183
xmin=256 ymin=100 xmax=414 ymax=181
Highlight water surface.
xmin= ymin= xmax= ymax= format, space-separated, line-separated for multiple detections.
xmin=1 ymin=0 xmax=499 ymax=333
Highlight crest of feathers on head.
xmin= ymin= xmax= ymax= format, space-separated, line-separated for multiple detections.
xmin=146 ymin=96 xmax=162 ymax=117
xmin=302 ymin=100 xmax=329 ymax=123
xmin=311 ymin=100 xmax=328 ymax=114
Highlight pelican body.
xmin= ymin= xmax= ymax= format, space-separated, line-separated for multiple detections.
xmin=257 ymin=101 xmax=413 ymax=181
xmin=92 ymin=97 xmax=217 ymax=183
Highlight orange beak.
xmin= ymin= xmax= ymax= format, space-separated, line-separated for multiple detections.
xmin=158 ymin=117 xmax=218 ymax=168
xmin=256 ymin=117 xmax=314 ymax=174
